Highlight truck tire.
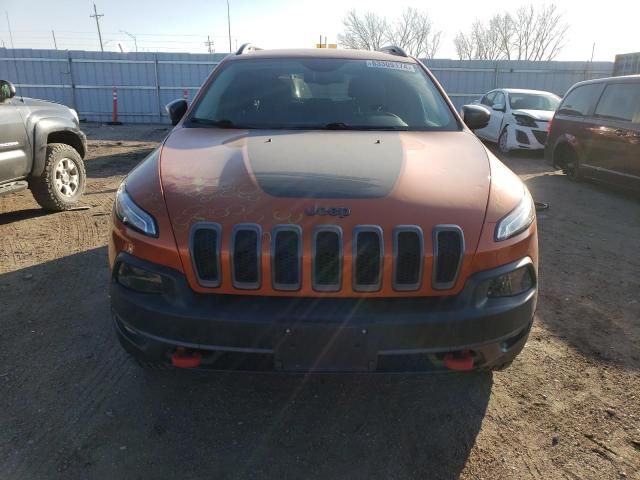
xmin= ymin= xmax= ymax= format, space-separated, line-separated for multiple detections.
xmin=29 ymin=143 xmax=86 ymax=211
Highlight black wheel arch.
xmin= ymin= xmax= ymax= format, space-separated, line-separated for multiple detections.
xmin=31 ymin=118 xmax=87 ymax=177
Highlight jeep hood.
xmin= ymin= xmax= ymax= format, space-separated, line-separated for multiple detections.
xmin=160 ymin=128 xmax=491 ymax=253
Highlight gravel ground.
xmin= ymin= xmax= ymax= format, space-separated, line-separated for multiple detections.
xmin=0 ymin=123 xmax=638 ymax=480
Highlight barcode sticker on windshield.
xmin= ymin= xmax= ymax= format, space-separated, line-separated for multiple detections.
xmin=366 ymin=60 xmax=415 ymax=72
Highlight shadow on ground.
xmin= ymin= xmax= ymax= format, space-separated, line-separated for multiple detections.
xmin=0 ymin=207 xmax=52 ymax=225
xmin=85 ymin=149 xmax=156 ymax=179
xmin=0 ymin=248 xmax=492 ymax=480
xmin=82 ymin=123 xmax=169 ymax=143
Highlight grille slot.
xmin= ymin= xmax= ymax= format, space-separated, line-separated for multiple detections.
xmin=313 ymin=226 xmax=342 ymax=291
xmin=231 ymin=224 xmax=262 ymax=289
xmin=190 ymin=223 xmax=221 ymax=287
xmin=432 ymin=225 xmax=464 ymax=290
xmin=393 ymin=226 xmax=423 ymax=291
xmin=272 ymin=226 xmax=302 ymax=291
xmin=532 ymin=130 xmax=548 ymax=144
xmin=353 ymin=226 xmax=383 ymax=292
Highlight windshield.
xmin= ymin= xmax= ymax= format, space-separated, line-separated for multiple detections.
xmin=189 ymin=58 xmax=459 ymax=131
xmin=508 ymin=92 xmax=561 ymax=111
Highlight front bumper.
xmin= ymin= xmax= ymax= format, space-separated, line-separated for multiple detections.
xmin=507 ymin=124 xmax=547 ymax=151
xmin=110 ymin=253 xmax=537 ymax=372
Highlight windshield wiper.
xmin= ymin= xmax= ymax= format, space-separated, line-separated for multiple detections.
xmin=322 ymin=122 xmax=409 ymax=131
xmin=190 ymin=118 xmax=237 ymax=128
xmin=323 ymin=122 xmax=354 ymax=130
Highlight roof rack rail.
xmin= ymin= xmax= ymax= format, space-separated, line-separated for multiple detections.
xmin=236 ymin=43 xmax=263 ymax=55
xmin=378 ymin=45 xmax=408 ymax=57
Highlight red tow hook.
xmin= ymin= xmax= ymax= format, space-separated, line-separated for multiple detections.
xmin=171 ymin=347 xmax=202 ymax=368
xmin=443 ymin=350 xmax=474 ymax=371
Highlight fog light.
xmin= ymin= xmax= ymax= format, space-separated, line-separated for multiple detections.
xmin=117 ymin=263 xmax=163 ymax=293
xmin=487 ymin=266 xmax=535 ymax=298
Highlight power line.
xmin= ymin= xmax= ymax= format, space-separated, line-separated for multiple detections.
xmin=89 ymin=3 xmax=104 ymax=52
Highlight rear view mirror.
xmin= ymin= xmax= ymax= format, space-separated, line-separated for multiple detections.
xmin=461 ymin=105 xmax=491 ymax=131
xmin=165 ymin=99 xmax=188 ymax=126
xmin=492 ymin=103 xmax=505 ymax=112
xmin=0 ymin=80 xmax=16 ymax=101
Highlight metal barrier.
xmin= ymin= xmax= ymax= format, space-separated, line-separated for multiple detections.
xmin=0 ymin=49 xmax=614 ymax=123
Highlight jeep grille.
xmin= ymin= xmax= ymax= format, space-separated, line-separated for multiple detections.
xmin=190 ymin=223 xmax=465 ymax=293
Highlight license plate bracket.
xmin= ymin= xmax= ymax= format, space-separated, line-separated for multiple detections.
xmin=274 ymin=326 xmax=377 ymax=372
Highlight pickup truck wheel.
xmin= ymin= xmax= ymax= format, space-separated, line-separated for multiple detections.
xmin=29 ymin=143 xmax=86 ymax=211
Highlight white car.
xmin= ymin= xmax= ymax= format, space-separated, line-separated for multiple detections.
xmin=471 ymin=89 xmax=561 ymax=153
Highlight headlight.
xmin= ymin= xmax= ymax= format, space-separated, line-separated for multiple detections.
xmin=495 ymin=191 xmax=535 ymax=241
xmin=117 ymin=263 xmax=163 ymax=294
xmin=514 ymin=114 xmax=537 ymax=128
xmin=70 ymin=109 xmax=79 ymax=124
xmin=114 ymin=182 xmax=158 ymax=237
xmin=487 ymin=265 xmax=535 ymax=297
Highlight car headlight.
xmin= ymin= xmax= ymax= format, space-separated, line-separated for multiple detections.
xmin=495 ymin=191 xmax=535 ymax=241
xmin=514 ymin=114 xmax=537 ymax=128
xmin=114 ymin=182 xmax=158 ymax=237
xmin=70 ymin=108 xmax=79 ymax=124
xmin=487 ymin=264 xmax=535 ymax=297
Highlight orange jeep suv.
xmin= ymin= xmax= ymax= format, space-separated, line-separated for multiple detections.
xmin=108 ymin=45 xmax=538 ymax=372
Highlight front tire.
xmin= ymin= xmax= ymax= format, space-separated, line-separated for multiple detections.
xmin=29 ymin=143 xmax=86 ymax=211
xmin=555 ymin=145 xmax=581 ymax=179
xmin=498 ymin=128 xmax=510 ymax=154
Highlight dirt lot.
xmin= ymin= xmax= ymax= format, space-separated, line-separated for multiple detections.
xmin=1 ymin=123 xmax=639 ymax=480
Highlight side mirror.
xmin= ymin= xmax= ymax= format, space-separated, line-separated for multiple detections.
xmin=461 ymin=104 xmax=491 ymax=131
xmin=165 ymin=99 xmax=188 ymax=126
xmin=492 ymin=103 xmax=505 ymax=112
xmin=0 ymin=80 xmax=16 ymax=101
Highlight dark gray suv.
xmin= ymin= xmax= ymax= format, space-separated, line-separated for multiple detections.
xmin=0 ymin=79 xmax=87 ymax=210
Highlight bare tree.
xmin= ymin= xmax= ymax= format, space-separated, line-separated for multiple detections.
xmin=453 ymin=20 xmax=502 ymax=61
xmin=338 ymin=8 xmax=441 ymax=58
xmin=454 ymin=3 xmax=568 ymax=61
xmin=491 ymin=13 xmax=514 ymax=60
xmin=338 ymin=10 xmax=389 ymax=51
xmin=472 ymin=20 xmax=503 ymax=61
xmin=454 ymin=32 xmax=475 ymax=60
xmin=387 ymin=7 xmax=442 ymax=58
xmin=529 ymin=4 xmax=568 ymax=61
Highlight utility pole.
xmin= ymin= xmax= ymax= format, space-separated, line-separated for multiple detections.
xmin=52 ymin=30 xmax=58 ymax=50
xmin=226 ymin=0 xmax=232 ymax=53
xmin=120 ymin=30 xmax=137 ymax=52
xmin=205 ymin=35 xmax=214 ymax=54
xmin=90 ymin=3 xmax=104 ymax=52
xmin=5 ymin=11 xmax=15 ymax=49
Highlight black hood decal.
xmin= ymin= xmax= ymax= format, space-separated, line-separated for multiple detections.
xmin=247 ymin=131 xmax=403 ymax=198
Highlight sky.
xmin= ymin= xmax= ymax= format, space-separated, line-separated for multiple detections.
xmin=0 ymin=0 xmax=638 ymax=61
